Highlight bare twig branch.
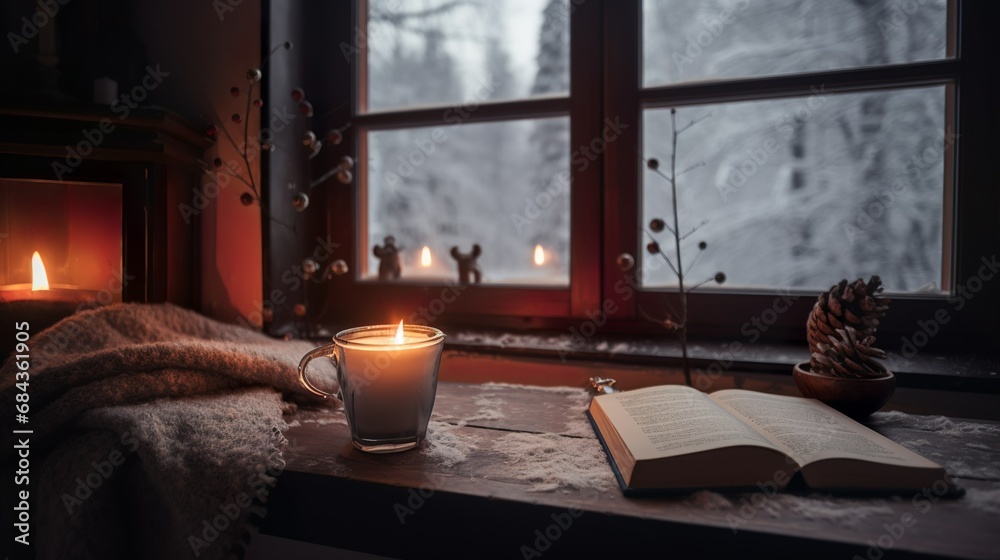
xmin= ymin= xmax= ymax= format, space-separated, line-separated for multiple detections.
xmin=686 ymin=275 xmax=719 ymax=294
xmin=677 ymin=161 xmax=706 ymax=178
xmin=676 ymin=111 xmax=712 ymax=135
xmin=680 ymin=219 xmax=710 ymax=241
xmin=644 ymin=229 xmax=679 ymax=277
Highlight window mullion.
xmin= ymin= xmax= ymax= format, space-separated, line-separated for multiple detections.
xmin=601 ymin=0 xmax=642 ymax=321
xmin=639 ymin=59 xmax=960 ymax=109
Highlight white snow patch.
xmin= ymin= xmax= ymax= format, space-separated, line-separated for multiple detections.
xmin=868 ymin=411 xmax=1000 ymax=437
xmin=424 ymin=421 xmax=476 ymax=468
xmin=302 ymin=417 xmax=348 ymax=426
xmin=774 ymin=495 xmax=894 ymax=525
xmin=686 ymin=491 xmax=731 ymax=510
xmin=478 ymin=382 xmax=589 ymax=394
xmin=466 ymin=394 xmax=506 ymax=421
xmin=964 ymin=488 xmax=1000 ymax=515
xmin=490 ymin=432 xmax=616 ymax=493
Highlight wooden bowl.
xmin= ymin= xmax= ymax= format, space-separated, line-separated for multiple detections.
xmin=792 ymin=361 xmax=895 ymax=420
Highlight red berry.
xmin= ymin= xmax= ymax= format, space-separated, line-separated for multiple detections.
xmin=231 ymin=113 xmax=242 ymax=124
xmin=291 ymin=88 xmax=305 ymax=102
xmin=327 ymin=129 xmax=343 ymax=145
xmin=240 ymin=192 xmax=254 ymax=206
xmin=213 ymin=157 xmax=223 ymax=168
xmin=230 ymin=86 xmax=240 ymax=97
xmin=205 ymin=125 xmax=218 ymax=137
xmin=298 ymin=101 xmax=313 ymax=117
xmin=253 ymin=98 xmax=263 ymax=107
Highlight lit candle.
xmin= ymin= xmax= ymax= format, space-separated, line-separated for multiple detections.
xmin=0 ymin=251 xmax=95 ymax=303
xmin=298 ymin=321 xmax=446 ymax=453
xmin=420 ymin=246 xmax=432 ymax=268
xmin=534 ymin=244 xmax=546 ymax=266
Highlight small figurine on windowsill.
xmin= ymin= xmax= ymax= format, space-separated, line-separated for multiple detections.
xmin=450 ymin=244 xmax=482 ymax=284
xmin=373 ymin=236 xmax=402 ymax=281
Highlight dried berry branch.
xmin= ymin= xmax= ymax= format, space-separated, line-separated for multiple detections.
xmin=622 ymin=108 xmax=724 ymax=387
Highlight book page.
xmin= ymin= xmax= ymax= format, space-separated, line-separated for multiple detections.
xmin=594 ymin=385 xmax=777 ymax=461
xmin=711 ymin=390 xmax=940 ymax=468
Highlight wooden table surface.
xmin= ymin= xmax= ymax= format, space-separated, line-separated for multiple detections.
xmin=262 ymin=382 xmax=1000 ymax=559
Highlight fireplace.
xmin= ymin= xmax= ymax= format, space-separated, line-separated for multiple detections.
xmin=0 ymin=103 xmax=208 ymax=348
xmin=0 ymin=178 xmax=123 ymax=306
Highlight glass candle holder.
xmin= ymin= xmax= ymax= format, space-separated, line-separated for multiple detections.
xmin=298 ymin=323 xmax=445 ymax=453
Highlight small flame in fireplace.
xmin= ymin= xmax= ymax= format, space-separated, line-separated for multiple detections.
xmin=395 ymin=320 xmax=405 ymax=344
xmin=534 ymin=245 xmax=545 ymax=266
xmin=31 ymin=252 xmax=50 ymax=291
xmin=420 ymin=246 xmax=432 ymax=268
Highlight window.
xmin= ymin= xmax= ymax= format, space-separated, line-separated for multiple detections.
xmin=359 ymin=0 xmax=574 ymax=286
xmin=318 ymin=0 xmax=996 ymax=347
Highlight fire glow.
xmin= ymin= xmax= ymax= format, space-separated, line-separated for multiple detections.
xmin=534 ymin=245 xmax=545 ymax=266
xmin=420 ymin=246 xmax=432 ymax=268
xmin=395 ymin=319 xmax=405 ymax=344
xmin=32 ymin=251 xmax=50 ymax=291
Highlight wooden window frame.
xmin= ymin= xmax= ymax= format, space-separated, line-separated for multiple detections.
xmin=306 ymin=0 xmax=997 ymax=351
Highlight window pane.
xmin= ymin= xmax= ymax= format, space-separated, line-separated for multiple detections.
xmin=643 ymin=0 xmax=950 ymax=87
xmin=365 ymin=117 xmax=570 ymax=285
xmin=640 ymin=86 xmax=947 ymax=292
xmin=366 ymin=0 xmax=570 ymax=112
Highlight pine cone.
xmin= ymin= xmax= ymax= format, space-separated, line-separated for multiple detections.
xmin=811 ymin=326 xmax=888 ymax=378
xmin=807 ymin=276 xmax=891 ymax=378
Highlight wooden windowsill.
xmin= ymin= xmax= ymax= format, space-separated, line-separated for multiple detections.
xmin=441 ymin=329 xmax=1000 ymax=393
xmin=261 ymin=382 xmax=1000 ymax=559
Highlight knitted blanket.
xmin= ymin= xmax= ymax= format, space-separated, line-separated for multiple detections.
xmin=0 ymin=303 xmax=337 ymax=560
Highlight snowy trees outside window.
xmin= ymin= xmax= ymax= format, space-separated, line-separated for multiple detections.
xmin=358 ymin=0 xmax=950 ymax=291
xmin=641 ymin=0 xmax=950 ymax=292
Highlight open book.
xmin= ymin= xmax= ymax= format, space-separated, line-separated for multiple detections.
xmin=588 ymin=385 xmax=952 ymax=494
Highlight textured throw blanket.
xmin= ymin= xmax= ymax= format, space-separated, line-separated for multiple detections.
xmin=0 ymin=303 xmax=337 ymax=560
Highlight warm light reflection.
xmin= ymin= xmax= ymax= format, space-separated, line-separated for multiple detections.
xmin=395 ymin=320 xmax=405 ymax=344
xmin=31 ymin=251 xmax=49 ymax=291
xmin=534 ymin=244 xmax=545 ymax=266
xmin=420 ymin=246 xmax=432 ymax=268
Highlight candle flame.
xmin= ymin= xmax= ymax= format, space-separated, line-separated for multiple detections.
xmin=32 ymin=252 xmax=50 ymax=291
xmin=394 ymin=320 xmax=405 ymax=344
xmin=420 ymin=246 xmax=432 ymax=268
xmin=533 ymin=244 xmax=545 ymax=266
